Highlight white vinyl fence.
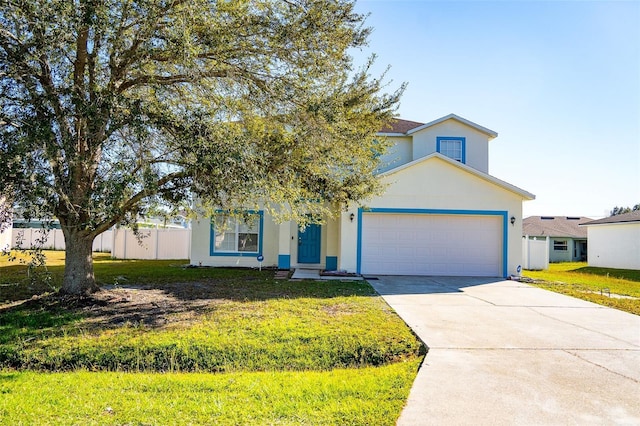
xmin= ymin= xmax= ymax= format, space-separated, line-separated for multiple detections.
xmin=10 ymin=228 xmax=112 ymax=252
xmin=0 ymin=227 xmax=11 ymax=252
xmin=9 ymin=227 xmax=190 ymax=260
xmin=111 ymin=228 xmax=190 ymax=260
xmin=522 ymin=236 xmax=549 ymax=270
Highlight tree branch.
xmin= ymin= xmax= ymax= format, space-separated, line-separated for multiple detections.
xmin=108 ymin=0 xmax=189 ymax=89
xmin=117 ymin=74 xmax=189 ymax=92
xmin=74 ymin=27 xmax=89 ymax=93
xmin=91 ymin=170 xmax=188 ymax=236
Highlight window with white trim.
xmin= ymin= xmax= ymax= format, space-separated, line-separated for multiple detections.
xmin=212 ymin=214 xmax=260 ymax=254
xmin=437 ymin=137 xmax=466 ymax=163
xmin=553 ymin=240 xmax=568 ymax=251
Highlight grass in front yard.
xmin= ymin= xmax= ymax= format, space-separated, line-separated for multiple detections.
xmin=0 ymin=292 xmax=420 ymax=372
xmin=523 ymin=262 xmax=640 ymax=315
xmin=0 ymin=252 xmax=424 ymax=424
xmin=0 ymin=361 xmax=420 ymax=425
xmin=0 ymin=275 xmax=421 ymax=372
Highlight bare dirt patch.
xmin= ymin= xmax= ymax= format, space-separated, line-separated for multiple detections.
xmin=80 ymin=285 xmax=218 ymax=329
xmin=1 ymin=275 xmax=375 ymax=331
xmin=0 ymin=281 xmax=246 ymax=330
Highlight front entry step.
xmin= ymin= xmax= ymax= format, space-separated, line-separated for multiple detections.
xmin=291 ymin=269 xmax=364 ymax=281
xmin=291 ymin=269 xmax=320 ymax=279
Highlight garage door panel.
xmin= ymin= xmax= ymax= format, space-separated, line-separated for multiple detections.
xmin=379 ymin=230 xmax=397 ymax=241
xmin=398 ymin=230 xmax=416 ymax=240
xmin=361 ymin=213 xmax=502 ymax=277
xmin=396 ymin=247 xmax=413 ymax=257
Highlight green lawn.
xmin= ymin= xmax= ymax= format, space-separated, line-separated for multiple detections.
xmin=523 ymin=262 xmax=640 ymax=315
xmin=0 ymin=363 xmax=420 ymax=425
xmin=0 ymin=251 xmax=424 ymax=424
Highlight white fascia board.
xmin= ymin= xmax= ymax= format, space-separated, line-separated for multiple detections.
xmin=381 ymin=152 xmax=536 ymax=200
xmin=582 ymin=221 xmax=640 ymax=227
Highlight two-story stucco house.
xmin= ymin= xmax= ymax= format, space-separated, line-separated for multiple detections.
xmin=190 ymin=114 xmax=535 ymax=277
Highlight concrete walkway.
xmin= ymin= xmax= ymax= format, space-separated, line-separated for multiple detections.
xmin=290 ymin=268 xmax=363 ymax=281
xmin=368 ymin=276 xmax=640 ymax=425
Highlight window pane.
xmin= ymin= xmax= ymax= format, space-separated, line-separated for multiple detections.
xmin=237 ymin=216 xmax=259 ymax=252
xmin=218 ymin=232 xmax=236 ymax=251
xmin=215 ymin=216 xmax=231 ymax=232
xmin=237 ymin=233 xmax=258 ymax=252
xmin=553 ymin=240 xmax=568 ymax=251
xmin=213 ymin=213 xmax=260 ymax=253
xmin=238 ymin=216 xmax=258 ymax=234
xmin=440 ymin=139 xmax=462 ymax=161
xmin=214 ymin=217 xmax=235 ymax=251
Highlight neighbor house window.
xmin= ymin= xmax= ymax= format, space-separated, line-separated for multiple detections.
xmin=553 ymin=240 xmax=568 ymax=251
xmin=436 ymin=137 xmax=466 ymax=163
xmin=210 ymin=211 xmax=263 ymax=256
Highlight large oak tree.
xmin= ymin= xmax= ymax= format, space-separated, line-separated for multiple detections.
xmin=0 ymin=0 xmax=402 ymax=295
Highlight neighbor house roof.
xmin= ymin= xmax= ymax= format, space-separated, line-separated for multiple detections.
xmin=379 ymin=119 xmax=425 ymax=134
xmin=523 ymin=216 xmax=592 ymax=238
xmin=581 ymin=210 xmax=640 ymax=226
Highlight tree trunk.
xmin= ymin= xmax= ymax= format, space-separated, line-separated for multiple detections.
xmin=61 ymin=228 xmax=99 ymax=295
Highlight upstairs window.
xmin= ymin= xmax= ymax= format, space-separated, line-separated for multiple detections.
xmin=437 ymin=137 xmax=466 ymax=163
xmin=210 ymin=211 xmax=263 ymax=256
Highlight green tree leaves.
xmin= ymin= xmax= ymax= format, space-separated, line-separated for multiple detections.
xmin=0 ymin=0 xmax=403 ymax=293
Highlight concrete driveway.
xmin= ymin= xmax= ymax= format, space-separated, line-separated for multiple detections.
xmin=368 ymin=276 xmax=640 ymax=425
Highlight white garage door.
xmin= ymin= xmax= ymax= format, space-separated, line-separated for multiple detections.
xmin=361 ymin=213 xmax=503 ymax=276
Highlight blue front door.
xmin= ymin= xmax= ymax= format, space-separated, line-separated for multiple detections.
xmin=298 ymin=224 xmax=321 ymax=264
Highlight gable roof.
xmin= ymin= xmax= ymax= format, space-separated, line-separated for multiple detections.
xmin=381 ymin=152 xmax=535 ymax=200
xmin=378 ymin=114 xmax=498 ymax=139
xmin=523 ymin=216 xmax=592 ymax=238
xmin=409 ymin=114 xmax=498 ymax=138
xmin=581 ymin=210 xmax=640 ymax=226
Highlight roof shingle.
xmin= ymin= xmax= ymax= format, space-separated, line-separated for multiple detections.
xmin=522 ymin=216 xmax=592 ymax=238
xmin=581 ymin=210 xmax=640 ymax=225
xmin=379 ymin=119 xmax=424 ymax=134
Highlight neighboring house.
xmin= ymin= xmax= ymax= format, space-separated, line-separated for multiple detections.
xmin=522 ymin=216 xmax=592 ymax=262
xmin=190 ymin=114 xmax=535 ymax=277
xmin=580 ymin=211 xmax=640 ymax=270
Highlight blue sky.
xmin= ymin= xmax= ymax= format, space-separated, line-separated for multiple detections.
xmin=353 ymin=0 xmax=640 ymax=218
